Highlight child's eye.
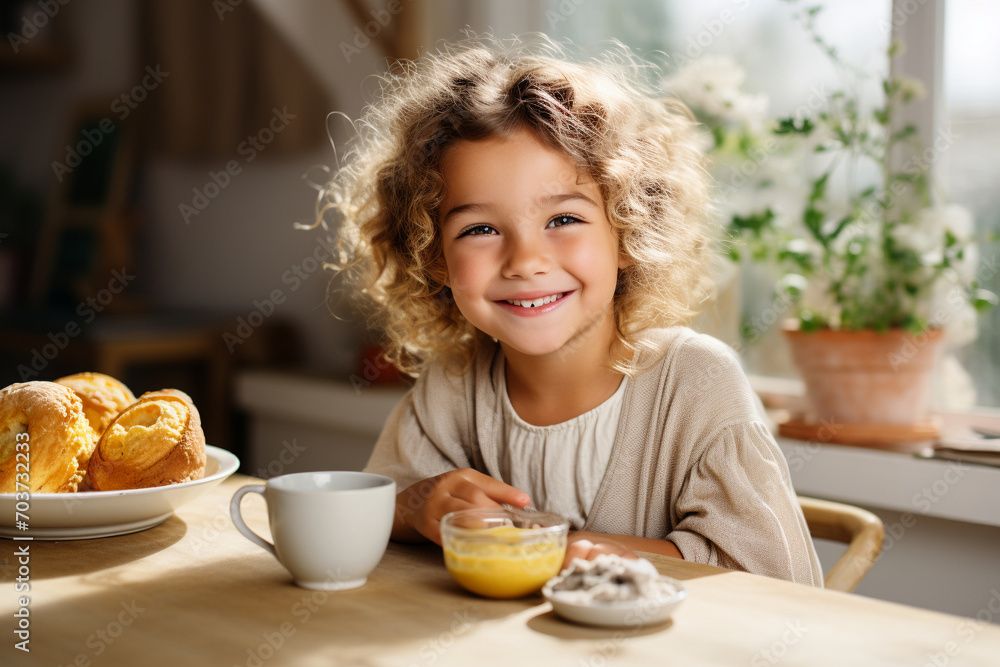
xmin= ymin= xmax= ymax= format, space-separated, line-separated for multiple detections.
xmin=547 ymin=214 xmax=584 ymax=228
xmin=458 ymin=224 xmax=498 ymax=237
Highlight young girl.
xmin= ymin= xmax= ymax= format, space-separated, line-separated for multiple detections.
xmin=320 ymin=36 xmax=822 ymax=586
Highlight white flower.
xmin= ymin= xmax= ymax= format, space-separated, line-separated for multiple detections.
xmin=776 ymin=272 xmax=809 ymax=299
xmin=891 ymin=204 xmax=976 ymax=255
xmin=784 ymin=238 xmax=812 ymax=256
xmin=663 ymin=55 xmax=769 ymax=127
xmin=920 ymin=249 xmax=944 ymax=267
xmin=953 ymin=242 xmax=980 ymax=284
xmin=925 ymin=276 xmax=979 ymax=348
xmin=728 ymin=92 xmax=770 ymax=127
xmin=896 ymin=75 xmax=928 ymax=101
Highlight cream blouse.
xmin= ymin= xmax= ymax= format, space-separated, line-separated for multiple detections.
xmin=498 ymin=363 xmax=628 ymax=530
xmin=364 ymin=326 xmax=823 ymax=586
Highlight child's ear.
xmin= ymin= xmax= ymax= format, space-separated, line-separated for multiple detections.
xmin=617 ymin=252 xmax=632 ymax=270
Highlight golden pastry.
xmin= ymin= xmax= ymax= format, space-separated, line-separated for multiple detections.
xmin=55 ymin=372 xmax=136 ymax=437
xmin=139 ymin=388 xmax=194 ymax=403
xmin=0 ymin=381 xmax=97 ymax=493
xmin=87 ymin=391 xmax=206 ymax=491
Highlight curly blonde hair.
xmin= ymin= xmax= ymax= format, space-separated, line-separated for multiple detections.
xmin=316 ymin=34 xmax=714 ymax=378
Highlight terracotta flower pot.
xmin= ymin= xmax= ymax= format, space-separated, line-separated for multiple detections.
xmin=781 ymin=322 xmax=944 ymax=426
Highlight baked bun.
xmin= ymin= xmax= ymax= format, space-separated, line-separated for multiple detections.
xmin=0 ymin=382 xmax=97 ymax=493
xmin=139 ymin=388 xmax=193 ymax=403
xmin=87 ymin=390 xmax=206 ymax=491
xmin=55 ymin=372 xmax=136 ymax=437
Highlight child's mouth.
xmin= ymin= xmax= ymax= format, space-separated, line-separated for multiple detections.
xmin=494 ymin=291 xmax=573 ymax=316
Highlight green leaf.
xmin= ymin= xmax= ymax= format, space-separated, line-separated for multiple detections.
xmin=890 ymin=171 xmax=924 ymax=184
xmin=738 ymin=132 xmax=756 ymax=156
xmin=902 ymin=314 xmax=927 ymax=334
xmin=799 ymin=310 xmax=824 ymax=332
xmin=778 ymin=242 xmax=815 ymax=271
xmin=730 ymin=208 xmax=777 ymax=236
xmin=712 ymin=125 xmax=726 ymax=150
xmin=809 ymin=172 xmax=830 ymax=204
xmin=973 ymin=290 xmax=999 ymax=312
xmin=774 ymin=117 xmax=815 ymax=135
xmin=828 ymin=214 xmax=855 ymax=241
xmin=804 ymin=207 xmax=825 ymax=241
xmin=890 ymin=125 xmax=918 ymax=142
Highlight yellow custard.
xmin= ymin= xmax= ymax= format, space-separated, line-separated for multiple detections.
xmin=443 ymin=526 xmax=566 ymax=599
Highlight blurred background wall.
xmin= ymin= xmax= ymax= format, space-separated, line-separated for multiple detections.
xmin=3 ymin=0 xmax=369 ymax=375
xmin=0 ymin=0 xmax=555 ymax=374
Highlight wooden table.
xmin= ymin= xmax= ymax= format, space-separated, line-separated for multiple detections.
xmin=4 ymin=475 xmax=1000 ymax=666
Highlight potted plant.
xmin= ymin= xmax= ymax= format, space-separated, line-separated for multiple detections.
xmin=663 ymin=5 xmax=997 ymax=446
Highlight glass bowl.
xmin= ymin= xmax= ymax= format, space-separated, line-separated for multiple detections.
xmin=440 ymin=507 xmax=569 ymax=599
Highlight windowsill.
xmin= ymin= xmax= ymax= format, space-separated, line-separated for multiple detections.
xmin=747 ymin=373 xmax=1000 ymax=429
xmin=751 ymin=372 xmax=1000 ymax=529
xmin=776 ymin=436 xmax=1000 ymax=529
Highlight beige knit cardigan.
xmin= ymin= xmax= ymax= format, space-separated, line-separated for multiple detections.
xmin=364 ymin=326 xmax=823 ymax=586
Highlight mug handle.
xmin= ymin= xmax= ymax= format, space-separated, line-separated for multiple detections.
xmin=230 ymin=484 xmax=276 ymax=556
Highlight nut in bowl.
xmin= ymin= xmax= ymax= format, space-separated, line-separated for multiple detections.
xmin=542 ymin=554 xmax=688 ymax=628
xmin=440 ymin=507 xmax=569 ymax=599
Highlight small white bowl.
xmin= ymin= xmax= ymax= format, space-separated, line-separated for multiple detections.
xmin=543 ymin=577 xmax=688 ymax=628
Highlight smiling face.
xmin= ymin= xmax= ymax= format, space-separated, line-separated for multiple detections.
xmin=438 ymin=128 xmax=625 ymax=361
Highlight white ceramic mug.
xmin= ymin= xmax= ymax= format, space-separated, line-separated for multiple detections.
xmin=230 ymin=471 xmax=396 ymax=590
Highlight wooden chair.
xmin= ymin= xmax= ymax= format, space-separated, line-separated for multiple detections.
xmin=799 ymin=496 xmax=885 ymax=592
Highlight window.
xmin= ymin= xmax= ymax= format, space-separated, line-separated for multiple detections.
xmin=944 ymin=0 xmax=1000 ymax=407
xmin=548 ymin=0 xmax=1000 ymax=410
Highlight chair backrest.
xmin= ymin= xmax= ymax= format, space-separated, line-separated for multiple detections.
xmin=798 ymin=496 xmax=885 ymax=592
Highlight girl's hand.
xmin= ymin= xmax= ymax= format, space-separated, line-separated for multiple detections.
xmin=562 ymin=531 xmax=640 ymax=570
xmin=393 ymin=469 xmax=531 ymax=545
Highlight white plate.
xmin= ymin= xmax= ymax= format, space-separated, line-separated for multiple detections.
xmin=0 ymin=445 xmax=239 ymax=540
xmin=543 ymin=577 xmax=688 ymax=628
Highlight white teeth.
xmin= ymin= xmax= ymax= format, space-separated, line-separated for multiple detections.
xmin=505 ymin=293 xmax=564 ymax=308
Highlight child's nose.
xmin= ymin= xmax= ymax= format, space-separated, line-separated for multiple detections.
xmin=502 ymin=233 xmax=551 ymax=279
